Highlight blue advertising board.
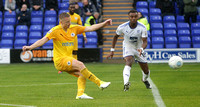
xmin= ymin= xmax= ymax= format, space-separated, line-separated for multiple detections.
xmin=145 ymin=49 xmax=200 ymax=63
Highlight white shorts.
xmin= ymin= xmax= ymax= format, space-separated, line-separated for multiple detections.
xmin=123 ymin=45 xmax=147 ymax=63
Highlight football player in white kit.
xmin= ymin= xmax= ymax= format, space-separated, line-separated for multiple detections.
xmin=107 ymin=9 xmax=151 ymax=91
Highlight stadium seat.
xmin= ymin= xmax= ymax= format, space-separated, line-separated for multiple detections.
xmin=45 ymin=10 xmax=57 ymax=17
xmin=136 ymin=1 xmax=148 ymax=8
xmin=197 ymin=15 xmax=200 ymax=22
xmin=176 ymin=15 xmax=185 ymax=22
xmin=147 ymin=31 xmax=151 ymax=37
xmin=16 ymin=25 xmax=28 ymax=32
xmin=30 ymin=25 xmax=43 ymax=32
xmin=151 ymin=37 xmax=164 ymax=49
xmin=29 ymin=32 xmax=42 ymax=39
xmin=78 ymin=34 xmax=84 ymax=39
xmin=179 ymin=36 xmax=191 ymax=48
xmin=14 ymin=39 xmax=27 ymax=49
xmin=191 ymin=23 xmax=200 ymax=29
xmin=3 ymin=18 xmax=16 ymax=25
xmin=86 ymin=31 xmax=97 ymax=38
xmin=165 ymin=37 xmax=178 ymax=48
xmin=15 ymin=32 xmax=28 ymax=39
xmin=150 ymin=23 xmax=163 ymax=30
xmin=149 ymin=1 xmax=156 ymax=8
xmin=58 ymin=10 xmax=69 ymax=15
xmin=0 ymin=17 xmax=2 ymax=25
xmin=1 ymin=32 xmax=14 ymax=39
xmin=191 ymin=29 xmax=200 ymax=36
xmin=43 ymin=24 xmax=55 ymax=32
xmin=146 ymin=37 xmax=151 ymax=49
xmin=178 ymin=30 xmax=190 ymax=37
xmin=192 ymin=36 xmax=200 ymax=48
xmin=149 ymin=8 xmax=161 ymax=15
xmin=43 ymin=31 xmax=48 ymax=37
xmin=177 ymin=23 xmax=190 ymax=30
xmin=151 ymin=30 xmax=163 ymax=37
xmin=164 ymin=30 xmax=177 ymax=37
xmin=31 ymin=17 xmax=43 ymax=25
xmin=2 ymin=25 xmax=14 ymax=32
xmin=0 ymin=11 xmax=2 ymax=18
xmin=31 ymin=10 xmax=43 ymax=18
xmin=150 ymin=15 xmax=162 ymax=23
xmin=78 ymin=38 xmax=83 ymax=48
xmin=0 ymin=39 xmax=13 ymax=49
xmin=42 ymin=39 xmax=53 ymax=49
xmin=44 ymin=17 xmax=57 ymax=25
xmin=59 ymin=2 xmax=69 ymax=10
xmin=85 ymin=38 xmax=97 ymax=48
xmin=163 ymin=16 xmax=175 ymax=23
xmin=4 ymin=11 xmax=16 ymax=18
xmin=163 ymin=23 xmax=176 ymax=30
xmin=136 ymin=8 xmax=148 ymax=16
xmin=28 ymin=39 xmax=40 ymax=48
xmin=78 ymin=2 xmax=83 ymax=8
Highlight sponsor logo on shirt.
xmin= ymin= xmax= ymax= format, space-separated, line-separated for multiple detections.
xmin=62 ymin=42 xmax=74 ymax=46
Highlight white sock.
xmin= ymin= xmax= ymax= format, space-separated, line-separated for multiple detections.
xmin=142 ymin=70 xmax=150 ymax=82
xmin=123 ymin=65 xmax=131 ymax=85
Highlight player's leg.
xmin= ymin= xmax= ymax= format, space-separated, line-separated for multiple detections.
xmin=72 ymin=59 xmax=111 ymax=90
xmin=135 ymin=52 xmax=151 ymax=89
xmin=123 ymin=56 xmax=133 ymax=91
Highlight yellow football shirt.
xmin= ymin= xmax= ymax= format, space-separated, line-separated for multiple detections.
xmin=45 ymin=24 xmax=86 ymax=63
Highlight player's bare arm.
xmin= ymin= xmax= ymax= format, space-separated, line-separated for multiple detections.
xmin=106 ymin=34 xmax=120 ymax=59
xmin=84 ymin=19 xmax=112 ymax=32
xmin=22 ymin=37 xmax=49 ymax=51
xmin=137 ymin=37 xmax=148 ymax=56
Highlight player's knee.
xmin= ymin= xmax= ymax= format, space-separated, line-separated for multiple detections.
xmin=77 ymin=61 xmax=85 ymax=70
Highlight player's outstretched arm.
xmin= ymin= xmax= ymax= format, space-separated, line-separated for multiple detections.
xmin=106 ymin=34 xmax=120 ymax=59
xmin=22 ymin=37 xmax=49 ymax=51
xmin=84 ymin=19 xmax=112 ymax=32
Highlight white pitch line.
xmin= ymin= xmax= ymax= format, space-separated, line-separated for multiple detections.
xmin=148 ymin=78 xmax=166 ymax=107
xmin=0 ymin=103 xmax=36 ymax=107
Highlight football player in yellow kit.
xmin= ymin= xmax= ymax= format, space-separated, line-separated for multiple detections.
xmin=22 ymin=12 xmax=112 ymax=99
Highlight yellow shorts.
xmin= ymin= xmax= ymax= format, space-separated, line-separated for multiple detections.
xmin=54 ymin=56 xmax=74 ymax=72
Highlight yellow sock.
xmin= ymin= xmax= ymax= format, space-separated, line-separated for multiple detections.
xmin=80 ymin=68 xmax=101 ymax=86
xmin=73 ymin=54 xmax=77 ymax=60
xmin=77 ymin=76 xmax=86 ymax=96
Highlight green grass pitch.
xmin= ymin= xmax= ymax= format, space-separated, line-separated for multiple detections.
xmin=0 ymin=63 xmax=200 ymax=107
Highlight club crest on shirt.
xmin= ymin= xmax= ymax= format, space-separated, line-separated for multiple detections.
xmin=75 ymin=17 xmax=78 ymax=20
xmin=137 ymin=30 xmax=140 ymax=33
xmin=67 ymin=61 xmax=71 ymax=65
xmin=71 ymin=33 xmax=75 ymax=37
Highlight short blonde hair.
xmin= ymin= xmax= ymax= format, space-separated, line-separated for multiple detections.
xmin=59 ymin=12 xmax=70 ymax=21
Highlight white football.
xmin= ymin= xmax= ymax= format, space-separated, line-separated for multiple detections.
xmin=168 ymin=56 xmax=183 ymax=69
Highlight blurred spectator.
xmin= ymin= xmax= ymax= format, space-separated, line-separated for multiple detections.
xmin=176 ymin=0 xmax=184 ymax=15
xmin=16 ymin=0 xmax=30 ymax=9
xmin=197 ymin=0 xmax=200 ymax=15
xmin=17 ymin=4 xmax=31 ymax=26
xmin=5 ymin=0 xmax=16 ymax=13
xmin=183 ymin=0 xmax=198 ymax=23
xmin=84 ymin=12 xmax=103 ymax=45
xmin=0 ymin=0 xmax=4 ymax=12
xmin=82 ymin=0 xmax=97 ymax=21
xmin=137 ymin=12 xmax=150 ymax=31
xmin=16 ymin=0 xmax=30 ymax=14
xmin=156 ymin=0 xmax=175 ymax=16
xmin=45 ymin=0 xmax=58 ymax=12
xmin=74 ymin=2 xmax=83 ymax=17
xmin=30 ymin=0 xmax=43 ymax=11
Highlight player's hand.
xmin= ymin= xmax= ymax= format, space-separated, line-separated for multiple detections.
xmin=106 ymin=52 xmax=114 ymax=59
xmin=84 ymin=37 xmax=87 ymax=43
xmin=137 ymin=48 xmax=143 ymax=56
xmin=105 ymin=19 xmax=112 ymax=26
xmin=22 ymin=46 xmax=31 ymax=51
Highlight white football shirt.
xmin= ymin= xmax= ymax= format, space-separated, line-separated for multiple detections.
xmin=116 ymin=21 xmax=148 ymax=49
